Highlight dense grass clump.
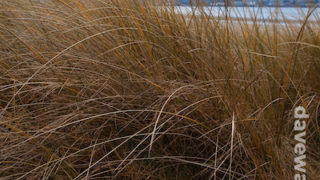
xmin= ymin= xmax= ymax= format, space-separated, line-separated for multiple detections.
xmin=0 ymin=0 xmax=319 ymax=179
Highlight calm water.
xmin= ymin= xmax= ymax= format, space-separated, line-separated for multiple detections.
xmin=174 ymin=6 xmax=320 ymax=22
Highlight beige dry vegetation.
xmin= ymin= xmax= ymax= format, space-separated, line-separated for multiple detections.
xmin=0 ymin=0 xmax=320 ymax=179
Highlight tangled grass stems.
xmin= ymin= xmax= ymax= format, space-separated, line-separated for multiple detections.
xmin=0 ymin=0 xmax=320 ymax=179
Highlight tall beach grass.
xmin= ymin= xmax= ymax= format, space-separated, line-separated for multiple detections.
xmin=0 ymin=0 xmax=319 ymax=179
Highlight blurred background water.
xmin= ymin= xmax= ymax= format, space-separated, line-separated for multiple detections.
xmin=174 ymin=6 xmax=320 ymax=22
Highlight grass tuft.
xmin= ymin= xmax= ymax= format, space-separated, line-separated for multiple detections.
xmin=0 ymin=0 xmax=319 ymax=179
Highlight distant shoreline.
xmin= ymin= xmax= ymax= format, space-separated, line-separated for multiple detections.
xmin=161 ymin=4 xmax=320 ymax=8
xmin=163 ymin=1 xmax=320 ymax=8
xmin=171 ymin=6 xmax=319 ymax=23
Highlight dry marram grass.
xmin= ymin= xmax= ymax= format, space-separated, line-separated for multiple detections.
xmin=0 ymin=0 xmax=320 ymax=179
